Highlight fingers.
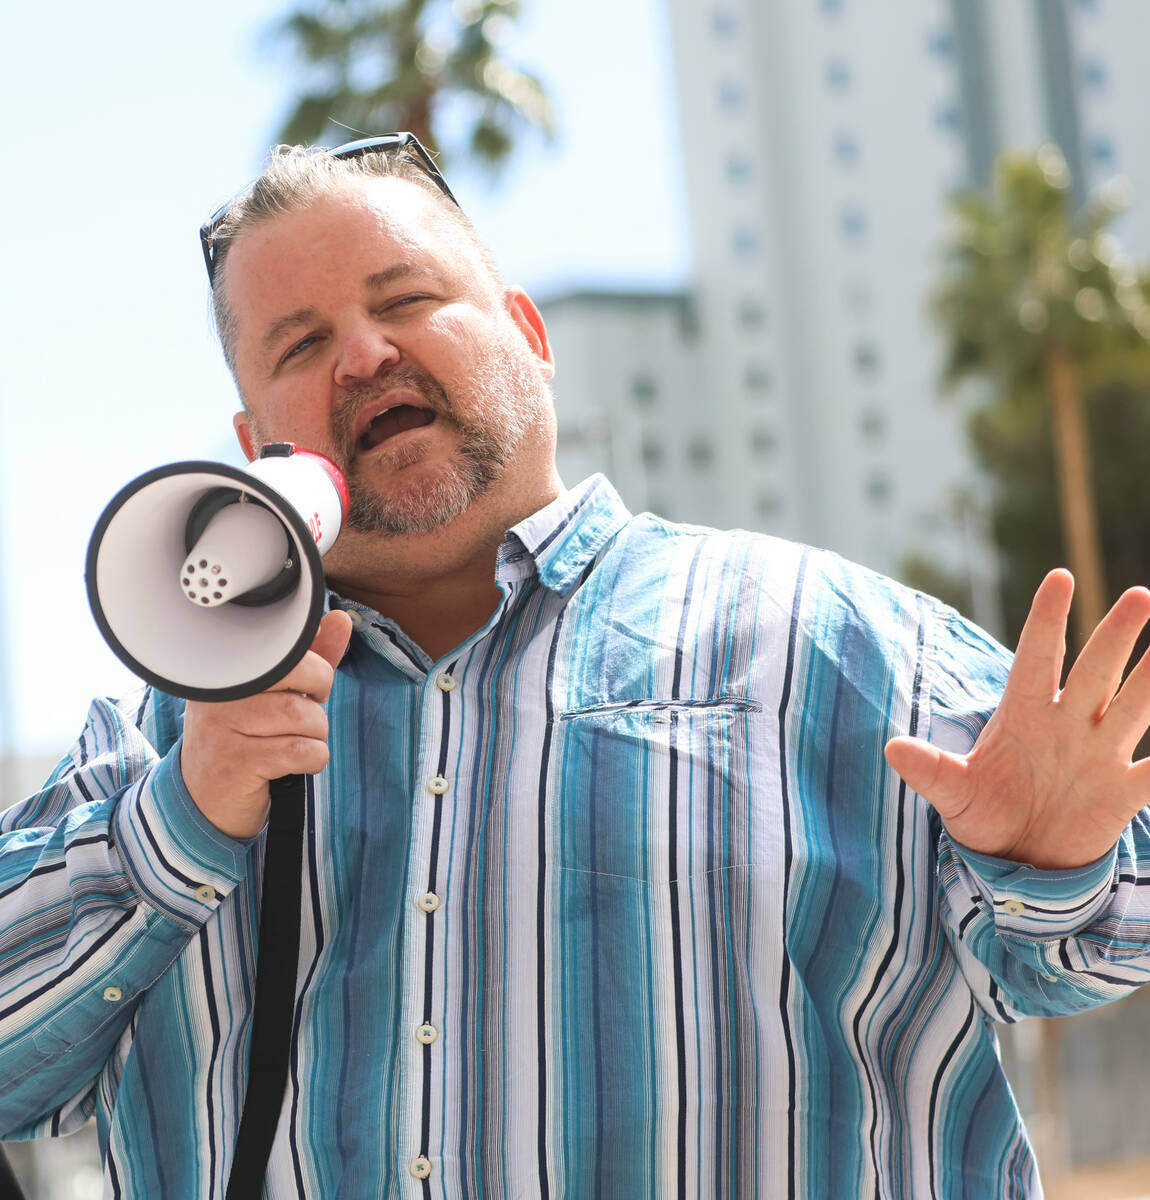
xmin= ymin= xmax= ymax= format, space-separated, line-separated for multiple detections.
xmin=1096 ymin=624 xmax=1150 ymax=759
xmin=271 ymin=610 xmax=354 ymax=700
xmin=219 ymin=690 xmax=330 ymax=742
xmin=179 ymin=610 xmax=352 ymax=839
xmin=227 ymin=732 xmax=333 ymax=779
xmin=884 ymin=736 xmax=969 ymax=816
xmin=1061 ymin=586 xmax=1150 ymax=723
xmin=312 ymin=609 xmax=354 ymax=671
xmin=1003 ymin=569 xmax=1074 ymax=704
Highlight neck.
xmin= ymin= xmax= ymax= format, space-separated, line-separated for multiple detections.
xmin=340 ymin=559 xmax=503 ymax=662
xmin=326 ymin=473 xmax=562 ymax=661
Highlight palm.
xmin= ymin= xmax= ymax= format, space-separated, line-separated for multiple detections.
xmin=270 ymin=0 xmax=554 ymax=172
xmin=887 ymin=570 xmax=1150 ymax=870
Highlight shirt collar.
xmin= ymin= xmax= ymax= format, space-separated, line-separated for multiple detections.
xmin=498 ymin=474 xmax=630 ymax=596
xmin=331 ymin=474 xmax=631 ymax=628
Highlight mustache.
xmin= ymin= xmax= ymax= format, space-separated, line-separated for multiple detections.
xmin=330 ymin=366 xmax=454 ymax=460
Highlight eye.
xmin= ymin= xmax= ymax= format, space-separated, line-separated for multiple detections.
xmin=281 ymin=334 xmax=322 ymax=364
xmin=388 ymin=294 xmax=430 ymax=311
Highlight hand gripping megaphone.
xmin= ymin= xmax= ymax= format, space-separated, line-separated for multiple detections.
xmin=86 ymin=443 xmax=349 ymax=701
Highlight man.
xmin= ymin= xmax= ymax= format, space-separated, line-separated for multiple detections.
xmin=3 ymin=136 xmax=1150 ymax=1198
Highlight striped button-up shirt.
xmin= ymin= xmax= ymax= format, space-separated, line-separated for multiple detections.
xmin=3 ymin=475 xmax=1150 ymax=1198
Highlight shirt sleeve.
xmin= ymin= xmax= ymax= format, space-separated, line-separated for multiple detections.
xmin=925 ymin=601 xmax=1150 ymax=1021
xmin=0 ymin=689 xmax=254 ymax=1139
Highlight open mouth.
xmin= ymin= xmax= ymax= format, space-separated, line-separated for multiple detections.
xmin=358 ymin=405 xmax=436 ymax=451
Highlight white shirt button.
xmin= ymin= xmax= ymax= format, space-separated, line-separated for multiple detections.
xmin=435 ymin=672 xmax=456 ymax=692
xmin=1003 ymin=899 xmax=1027 ymax=917
xmin=347 ymin=609 xmax=364 ymax=626
xmin=417 ymin=892 xmax=440 ymax=913
xmin=103 ymin=986 xmax=123 ymax=1003
xmin=410 ymin=1156 xmax=432 ymax=1179
xmin=428 ymin=776 xmax=449 ymax=795
xmin=416 ymin=1023 xmax=438 ymax=1045
xmin=195 ymin=884 xmax=217 ymax=904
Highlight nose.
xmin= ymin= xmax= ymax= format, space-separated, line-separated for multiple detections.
xmin=333 ymin=318 xmax=400 ymax=387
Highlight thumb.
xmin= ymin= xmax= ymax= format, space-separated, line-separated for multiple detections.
xmin=312 ymin=609 xmax=354 ymax=670
xmin=884 ymin=736 xmax=968 ymax=814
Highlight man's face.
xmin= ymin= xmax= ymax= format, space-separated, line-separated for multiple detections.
xmin=223 ymin=176 xmax=556 ymax=541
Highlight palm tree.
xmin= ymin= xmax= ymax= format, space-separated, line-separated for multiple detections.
xmin=934 ymin=145 xmax=1150 ymax=648
xmin=270 ymin=0 xmax=554 ymax=170
xmin=934 ymin=146 xmax=1150 ymax=1183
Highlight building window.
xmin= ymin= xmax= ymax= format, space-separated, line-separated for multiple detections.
xmin=745 ymin=362 xmax=772 ymax=395
xmin=686 ymin=435 xmax=715 ymax=469
xmin=732 ymin=226 xmax=759 ymax=258
xmin=840 ymin=206 xmax=867 ymax=241
xmin=825 ymin=58 xmax=852 ymax=92
xmin=866 ymin=473 xmax=892 ymax=504
xmin=933 ymin=102 xmax=963 ymax=135
xmin=718 ymin=79 xmax=746 ymax=111
xmin=632 ymin=373 xmax=658 ymax=408
xmin=1089 ymin=135 xmax=1116 ymax=169
xmin=725 ymin=153 xmax=753 ymax=185
xmin=854 ymin=340 xmax=881 ymax=377
xmin=757 ymin=489 xmax=783 ymax=520
xmin=1081 ymin=59 xmax=1107 ymax=91
xmin=739 ymin=297 xmax=767 ymax=330
xmin=926 ymin=29 xmax=956 ymax=59
xmin=641 ymin=435 xmax=665 ymax=468
xmin=832 ymin=130 xmax=860 ymax=166
xmin=750 ymin=425 xmax=777 ymax=456
xmin=712 ymin=7 xmax=739 ymax=37
xmin=858 ymin=408 xmax=885 ymax=441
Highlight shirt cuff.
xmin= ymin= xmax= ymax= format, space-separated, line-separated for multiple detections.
xmin=947 ymin=837 xmax=1118 ymax=939
xmin=113 ymin=738 xmax=256 ymax=928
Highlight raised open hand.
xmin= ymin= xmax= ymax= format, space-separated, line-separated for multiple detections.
xmin=885 ymin=569 xmax=1150 ymax=870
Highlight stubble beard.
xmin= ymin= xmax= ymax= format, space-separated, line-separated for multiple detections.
xmin=329 ymin=337 xmax=551 ymax=537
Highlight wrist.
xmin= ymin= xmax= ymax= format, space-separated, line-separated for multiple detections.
xmin=195 ymin=794 xmax=271 ymax=840
xmin=179 ymin=743 xmax=270 ymax=839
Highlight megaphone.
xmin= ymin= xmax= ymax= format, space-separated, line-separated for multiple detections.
xmin=86 ymin=443 xmax=349 ymax=702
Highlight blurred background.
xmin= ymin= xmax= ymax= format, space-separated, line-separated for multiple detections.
xmin=4 ymin=0 xmax=1150 ymax=1195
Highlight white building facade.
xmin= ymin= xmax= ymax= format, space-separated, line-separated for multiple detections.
xmin=544 ymin=0 xmax=1150 ymax=601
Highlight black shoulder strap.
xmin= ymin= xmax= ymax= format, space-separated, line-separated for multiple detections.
xmin=225 ymin=773 xmax=307 ymax=1199
xmin=0 ymin=777 xmax=306 ymax=1200
xmin=0 ymin=1146 xmax=25 ymax=1200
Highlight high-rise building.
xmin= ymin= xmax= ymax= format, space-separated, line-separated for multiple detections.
xmin=545 ymin=0 xmax=1150 ymax=614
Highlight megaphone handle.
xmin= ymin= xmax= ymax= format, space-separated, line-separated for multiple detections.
xmin=225 ymin=773 xmax=306 ymax=1197
xmin=0 ymin=1146 xmax=26 ymax=1200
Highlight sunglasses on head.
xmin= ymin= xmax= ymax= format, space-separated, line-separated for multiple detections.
xmin=198 ymin=132 xmax=460 ymax=284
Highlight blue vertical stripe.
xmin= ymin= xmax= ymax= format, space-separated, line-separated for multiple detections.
xmin=2 ymin=476 xmax=1148 ymax=1197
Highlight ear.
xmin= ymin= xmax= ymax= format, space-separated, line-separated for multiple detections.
xmin=504 ymin=287 xmax=555 ymax=380
xmin=233 ymin=411 xmax=258 ymax=462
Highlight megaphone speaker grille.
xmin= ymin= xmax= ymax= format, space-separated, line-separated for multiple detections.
xmin=86 ymin=461 xmax=327 ymax=702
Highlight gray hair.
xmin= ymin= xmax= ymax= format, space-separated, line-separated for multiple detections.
xmin=207 ymin=143 xmax=503 ymax=379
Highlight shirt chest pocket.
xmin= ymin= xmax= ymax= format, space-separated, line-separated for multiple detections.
xmin=550 ymin=699 xmax=768 ymax=888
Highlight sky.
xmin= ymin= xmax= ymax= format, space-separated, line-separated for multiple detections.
xmin=0 ymin=0 xmax=689 ymax=756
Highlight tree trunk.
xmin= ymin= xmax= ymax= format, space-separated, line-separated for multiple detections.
xmin=1042 ymin=342 xmax=1107 ymax=647
xmin=1032 ymin=342 xmax=1107 ymax=1182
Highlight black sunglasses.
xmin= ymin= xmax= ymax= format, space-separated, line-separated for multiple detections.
xmin=198 ymin=132 xmax=460 ymax=284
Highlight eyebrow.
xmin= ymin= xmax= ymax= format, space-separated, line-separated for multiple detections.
xmin=262 ymin=307 xmax=319 ymax=353
xmin=365 ymin=262 xmax=421 ymax=290
xmin=365 ymin=261 xmax=450 ymax=292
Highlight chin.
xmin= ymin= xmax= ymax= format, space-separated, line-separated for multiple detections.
xmin=346 ymin=458 xmax=497 ymax=537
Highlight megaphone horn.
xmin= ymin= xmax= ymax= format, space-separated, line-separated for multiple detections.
xmin=86 ymin=443 xmax=349 ymax=702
